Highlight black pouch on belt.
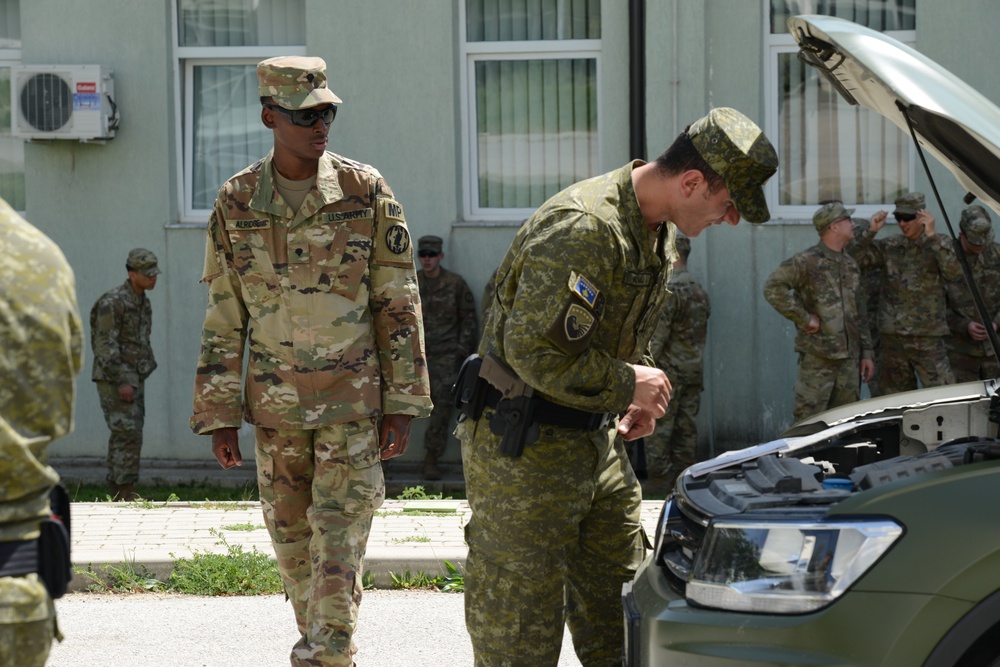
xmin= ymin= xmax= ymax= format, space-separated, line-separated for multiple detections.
xmin=452 ymin=353 xmax=487 ymax=422
xmin=37 ymin=484 xmax=72 ymax=599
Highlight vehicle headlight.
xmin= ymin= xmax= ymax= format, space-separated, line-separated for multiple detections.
xmin=686 ymin=517 xmax=902 ymax=614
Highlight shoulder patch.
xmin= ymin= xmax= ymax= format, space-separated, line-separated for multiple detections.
xmin=379 ymin=197 xmax=405 ymax=222
xmin=373 ymin=196 xmax=413 ymax=267
xmin=564 ymin=304 xmax=596 ymax=341
xmin=568 ymin=271 xmax=600 ymax=308
xmin=224 ymin=218 xmax=270 ymax=231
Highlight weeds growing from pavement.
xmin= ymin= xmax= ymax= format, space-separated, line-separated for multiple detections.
xmin=397 ymin=485 xmax=443 ymax=501
xmin=167 ymin=530 xmax=283 ymax=595
xmin=75 ymin=553 xmax=164 ymax=593
xmin=220 ymin=522 xmax=266 ymax=532
xmin=362 ymin=570 xmax=377 ymax=590
xmin=68 ymin=481 xmax=260 ymax=503
xmin=388 ymin=562 xmax=465 ymax=592
xmin=435 ymin=561 xmax=465 ymax=593
xmin=390 ymin=535 xmax=432 ymax=544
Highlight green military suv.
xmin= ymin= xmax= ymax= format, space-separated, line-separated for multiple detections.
xmin=623 ymin=15 xmax=1000 ymax=667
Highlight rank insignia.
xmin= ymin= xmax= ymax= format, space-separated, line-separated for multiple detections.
xmin=564 ymin=304 xmax=595 ymax=341
xmin=568 ymin=271 xmax=599 ymax=308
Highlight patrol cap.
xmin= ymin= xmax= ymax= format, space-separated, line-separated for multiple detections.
xmin=688 ymin=107 xmax=778 ymax=224
xmin=812 ymin=201 xmax=854 ymax=234
xmin=893 ymin=192 xmax=926 ymax=215
xmin=257 ymin=56 xmax=342 ymax=110
xmin=418 ymin=235 xmax=443 ymax=253
xmin=960 ymin=205 xmax=993 ymax=245
xmin=126 ymin=248 xmax=160 ymax=277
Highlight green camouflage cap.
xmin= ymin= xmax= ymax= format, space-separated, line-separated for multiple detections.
xmin=127 ymin=248 xmax=160 ymax=276
xmin=960 ymin=205 xmax=993 ymax=245
xmin=257 ymin=56 xmax=342 ymax=110
xmin=812 ymin=201 xmax=854 ymax=234
xmin=689 ymin=107 xmax=778 ymax=224
xmin=418 ymin=235 xmax=443 ymax=252
xmin=893 ymin=192 xmax=926 ymax=215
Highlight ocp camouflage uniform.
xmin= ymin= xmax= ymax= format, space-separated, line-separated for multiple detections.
xmin=90 ymin=280 xmax=156 ymax=485
xmin=854 ymin=223 xmax=960 ymax=395
xmin=765 ymin=243 xmax=873 ymax=422
xmin=191 ymin=149 xmax=431 ymax=666
xmin=459 ymin=161 xmax=673 ymax=666
xmin=646 ymin=264 xmax=710 ymax=488
xmin=417 ymin=266 xmax=478 ymax=460
xmin=848 ymin=217 xmax=885 ymax=396
xmin=0 ymin=197 xmax=83 ymax=667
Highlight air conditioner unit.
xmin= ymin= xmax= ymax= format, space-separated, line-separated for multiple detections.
xmin=10 ymin=65 xmax=118 ymax=142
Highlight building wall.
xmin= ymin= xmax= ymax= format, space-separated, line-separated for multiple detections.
xmin=14 ymin=0 xmax=1000 ymax=466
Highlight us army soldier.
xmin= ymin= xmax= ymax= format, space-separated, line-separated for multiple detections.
xmin=0 ymin=197 xmax=83 ymax=666
xmin=191 ymin=56 xmax=432 ymax=667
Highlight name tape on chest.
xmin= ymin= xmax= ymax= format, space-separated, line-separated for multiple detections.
xmin=225 ymin=218 xmax=270 ymax=231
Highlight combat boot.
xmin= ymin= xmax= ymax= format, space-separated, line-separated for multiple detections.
xmin=422 ymin=452 xmax=442 ymax=481
xmin=108 ymin=481 xmax=122 ymax=501
xmin=114 ymin=483 xmax=146 ymax=502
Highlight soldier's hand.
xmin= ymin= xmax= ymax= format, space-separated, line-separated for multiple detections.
xmin=870 ymin=210 xmax=888 ymax=234
xmin=860 ymin=358 xmax=875 ymax=382
xmin=631 ymin=364 xmax=672 ymax=420
xmin=211 ymin=427 xmax=243 ymax=469
xmin=969 ymin=321 xmax=990 ymax=341
xmin=618 ymin=405 xmax=657 ymax=441
xmin=804 ymin=314 xmax=821 ymax=334
xmin=918 ymin=209 xmax=935 ymax=236
xmin=118 ymin=383 xmax=136 ymax=403
xmin=380 ymin=414 xmax=413 ymax=460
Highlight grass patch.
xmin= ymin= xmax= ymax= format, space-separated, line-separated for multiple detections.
xmin=390 ymin=535 xmax=431 ymax=544
xmin=68 ymin=481 xmax=259 ymax=503
xmin=396 ymin=485 xmax=443 ymax=501
xmin=167 ymin=530 xmax=282 ymax=596
xmin=75 ymin=555 xmax=164 ymax=593
xmin=221 ymin=522 xmax=265 ymax=532
xmin=388 ymin=561 xmax=465 ymax=592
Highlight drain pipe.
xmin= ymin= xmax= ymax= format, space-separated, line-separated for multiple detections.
xmin=629 ymin=0 xmax=646 ymax=160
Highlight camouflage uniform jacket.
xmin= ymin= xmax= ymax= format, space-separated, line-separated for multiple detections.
xmin=480 ymin=161 xmax=674 ymax=412
xmin=90 ymin=280 xmax=156 ymax=387
xmin=191 ymin=151 xmax=432 ymax=433
xmin=764 ymin=242 xmax=873 ymax=361
xmin=417 ymin=267 xmax=478 ymax=363
xmin=854 ymin=231 xmax=961 ymax=336
xmin=649 ymin=266 xmax=711 ymax=384
xmin=0 ymin=198 xmax=83 ymax=541
xmin=946 ymin=242 xmax=1000 ymax=357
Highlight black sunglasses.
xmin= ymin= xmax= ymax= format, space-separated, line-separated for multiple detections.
xmin=894 ymin=212 xmax=917 ymax=222
xmin=266 ymin=104 xmax=337 ymax=127
xmin=418 ymin=250 xmax=440 ymax=258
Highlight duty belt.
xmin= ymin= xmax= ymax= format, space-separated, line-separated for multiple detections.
xmin=483 ymin=385 xmax=615 ymax=431
xmin=0 ymin=539 xmax=38 ymax=578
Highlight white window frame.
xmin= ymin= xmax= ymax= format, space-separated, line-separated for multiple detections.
xmin=459 ymin=2 xmax=602 ymax=222
xmin=763 ymin=5 xmax=916 ymax=222
xmin=171 ymin=0 xmax=304 ymax=224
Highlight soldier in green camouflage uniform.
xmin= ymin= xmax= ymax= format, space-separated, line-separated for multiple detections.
xmin=90 ymin=248 xmax=159 ymax=501
xmin=416 ymin=235 xmax=478 ymax=480
xmin=190 ymin=57 xmax=432 ymax=667
xmin=459 ymin=108 xmax=777 ymax=666
xmin=945 ymin=205 xmax=1000 ymax=382
xmin=853 ymin=192 xmax=961 ymax=394
xmin=0 ymin=197 xmax=83 ymax=667
xmin=644 ymin=235 xmax=711 ymax=494
xmin=765 ymin=202 xmax=874 ymax=423
xmin=848 ymin=216 xmax=885 ymax=396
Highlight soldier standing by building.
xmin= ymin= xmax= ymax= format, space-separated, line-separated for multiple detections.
xmin=853 ymin=192 xmax=961 ymax=394
xmin=945 ymin=205 xmax=1000 ymax=382
xmin=1 ymin=197 xmax=83 ymax=666
xmin=90 ymin=247 xmax=159 ymax=501
xmin=765 ymin=202 xmax=874 ymax=423
xmin=644 ymin=235 xmax=711 ymax=494
xmin=458 ymin=107 xmax=777 ymax=666
xmin=190 ymin=56 xmax=431 ymax=667
xmin=848 ymin=216 xmax=884 ymax=396
xmin=416 ymin=235 xmax=478 ymax=480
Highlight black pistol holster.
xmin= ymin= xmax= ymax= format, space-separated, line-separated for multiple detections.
xmin=452 ymin=353 xmax=487 ymax=422
xmin=480 ymin=353 xmax=540 ymax=458
xmin=0 ymin=484 xmax=72 ymax=599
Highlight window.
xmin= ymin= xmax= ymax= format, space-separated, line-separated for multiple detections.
xmin=0 ymin=0 xmax=23 ymax=210
xmin=765 ymin=0 xmax=916 ymax=220
xmin=175 ymin=0 xmax=305 ymax=221
xmin=461 ymin=0 xmax=601 ymax=221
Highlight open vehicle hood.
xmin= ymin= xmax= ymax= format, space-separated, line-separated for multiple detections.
xmin=788 ymin=15 xmax=1000 ymax=218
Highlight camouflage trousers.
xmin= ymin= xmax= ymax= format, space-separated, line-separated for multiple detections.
xmin=96 ymin=380 xmax=145 ymax=485
xmin=792 ymin=353 xmax=861 ymax=423
xmin=644 ymin=381 xmax=701 ymax=484
xmin=254 ymin=418 xmax=385 ymax=667
xmin=459 ymin=411 xmax=646 ymax=667
xmin=424 ymin=358 xmax=459 ymax=458
xmin=947 ymin=350 xmax=1000 ymax=384
xmin=0 ymin=574 xmax=58 ymax=667
xmin=880 ymin=335 xmax=955 ymax=395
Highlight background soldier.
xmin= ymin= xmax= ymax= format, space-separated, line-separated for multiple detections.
xmin=191 ymin=56 xmax=431 ymax=666
xmin=90 ymin=247 xmax=159 ymax=501
xmin=854 ymin=192 xmax=961 ymax=394
xmin=848 ymin=216 xmax=884 ymax=396
xmin=459 ymin=107 xmax=777 ymax=666
xmin=0 ymin=197 xmax=83 ymax=666
xmin=765 ymin=202 xmax=874 ymax=422
xmin=946 ymin=205 xmax=1000 ymax=382
xmin=644 ymin=235 xmax=711 ymax=494
xmin=416 ymin=235 xmax=478 ymax=480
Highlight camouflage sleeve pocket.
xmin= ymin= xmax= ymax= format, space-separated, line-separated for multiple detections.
xmin=545 ymin=271 xmax=605 ymax=356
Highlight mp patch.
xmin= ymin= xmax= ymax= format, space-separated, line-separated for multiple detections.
xmin=385 ymin=224 xmax=410 ymax=255
xmin=568 ymin=271 xmax=600 ymax=308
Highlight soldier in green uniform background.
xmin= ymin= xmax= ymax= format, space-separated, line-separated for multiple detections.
xmin=945 ymin=205 xmax=1000 ymax=382
xmin=0 ymin=197 xmax=83 ymax=666
xmin=459 ymin=107 xmax=777 ymax=666
xmin=416 ymin=235 xmax=478 ymax=480
xmin=853 ymin=192 xmax=961 ymax=394
xmin=849 ymin=215 xmax=884 ymax=396
xmin=643 ymin=235 xmax=711 ymax=494
xmin=764 ymin=202 xmax=874 ymax=423
xmin=191 ymin=56 xmax=431 ymax=667
xmin=90 ymin=247 xmax=159 ymax=501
